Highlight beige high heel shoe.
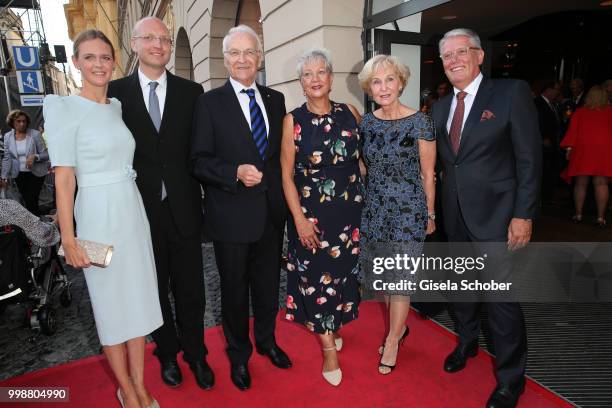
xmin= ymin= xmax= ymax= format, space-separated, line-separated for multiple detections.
xmin=127 ymin=377 xmax=160 ymax=408
xmin=322 ymin=347 xmax=342 ymax=386
xmin=334 ymin=335 xmax=343 ymax=352
xmin=146 ymin=399 xmax=160 ymax=408
xmin=116 ymin=388 xmax=125 ymax=408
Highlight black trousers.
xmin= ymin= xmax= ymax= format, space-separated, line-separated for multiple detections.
xmin=213 ymin=219 xmax=282 ymax=365
xmin=150 ymin=200 xmax=206 ymax=364
xmin=16 ymin=172 xmax=44 ymax=215
xmin=447 ymin=205 xmax=527 ymax=388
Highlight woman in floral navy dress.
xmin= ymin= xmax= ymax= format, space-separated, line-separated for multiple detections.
xmin=358 ymin=55 xmax=436 ymax=376
xmin=281 ymin=49 xmax=363 ymax=387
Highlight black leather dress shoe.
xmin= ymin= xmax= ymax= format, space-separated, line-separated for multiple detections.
xmin=230 ymin=364 xmax=251 ymax=390
xmin=153 ymin=350 xmax=182 ymax=387
xmin=443 ymin=341 xmax=478 ymax=373
xmin=256 ymin=344 xmax=292 ymax=369
xmin=486 ymin=382 xmax=525 ymax=408
xmin=189 ymin=359 xmax=215 ymax=390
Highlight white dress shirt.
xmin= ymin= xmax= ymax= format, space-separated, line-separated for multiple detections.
xmin=446 ymin=72 xmax=484 ymax=137
xmin=138 ymin=68 xmax=167 ymax=119
xmin=229 ymin=76 xmax=270 ymax=136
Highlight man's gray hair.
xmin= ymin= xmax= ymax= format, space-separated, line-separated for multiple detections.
xmin=296 ymin=48 xmax=333 ymax=78
xmin=222 ymin=24 xmax=263 ymax=53
xmin=438 ymin=28 xmax=482 ymax=52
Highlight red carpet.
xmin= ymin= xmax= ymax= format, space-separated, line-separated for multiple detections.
xmin=1 ymin=302 xmax=571 ymax=408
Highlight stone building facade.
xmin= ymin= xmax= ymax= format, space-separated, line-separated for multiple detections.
xmin=64 ymin=0 xmax=365 ymax=110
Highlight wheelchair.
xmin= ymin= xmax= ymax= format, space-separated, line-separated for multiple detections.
xmin=0 ymin=223 xmax=71 ymax=335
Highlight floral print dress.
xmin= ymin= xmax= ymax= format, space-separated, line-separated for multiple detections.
xmin=285 ymin=102 xmax=363 ymax=334
xmin=359 ymin=112 xmax=435 ymax=296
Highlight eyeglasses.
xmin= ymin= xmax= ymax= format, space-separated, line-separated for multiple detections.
xmin=132 ymin=34 xmax=173 ymax=46
xmin=440 ymin=46 xmax=480 ymax=62
xmin=223 ymin=49 xmax=260 ymax=59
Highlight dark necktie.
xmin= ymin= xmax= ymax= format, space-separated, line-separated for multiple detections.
xmin=449 ymin=91 xmax=468 ymax=155
xmin=241 ymin=88 xmax=268 ymax=159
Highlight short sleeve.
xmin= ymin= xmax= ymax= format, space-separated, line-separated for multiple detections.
xmin=43 ymin=95 xmax=77 ymax=167
xmin=416 ymin=113 xmax=436 ymax=141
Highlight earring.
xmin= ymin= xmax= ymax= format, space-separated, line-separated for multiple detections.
xmin=303 ymin=90 xmax=306 ymax=96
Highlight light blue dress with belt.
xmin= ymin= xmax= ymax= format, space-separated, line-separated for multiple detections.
xmin=43 ymin=94 xmax=163 ymax=345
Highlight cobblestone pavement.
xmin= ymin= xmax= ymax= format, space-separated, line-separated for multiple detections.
xmin=0 ymin=243 xmax=288 ymax=381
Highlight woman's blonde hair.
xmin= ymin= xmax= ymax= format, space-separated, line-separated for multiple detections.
xmin=584 ymin=85 xmax=607 ymax=110
xmin=358 ymin=54 xmax=410 ymax=96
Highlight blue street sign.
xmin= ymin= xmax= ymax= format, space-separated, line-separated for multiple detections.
xmin=12 ymin=46 xmax=40 ymax=70
xmin=20 ymin=95 xmax=44 ymax=107
xmin=17 ymin=70 xmax=44 ymax=93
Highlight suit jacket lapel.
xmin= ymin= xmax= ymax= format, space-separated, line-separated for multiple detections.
xmin=457 ymin=77 xmax=494 ymax=158
xmin=436 ymin=94 xmax=454 ymax=160
xmin=127 ymin=71 xmax=158 ymax=136
xmin=222 ymin=81 xmax=261 ymax=158
xmin=158 ymin=70 xmax=174 ymax=137
xmin=256 ymin=84 xmax=276 ymax=159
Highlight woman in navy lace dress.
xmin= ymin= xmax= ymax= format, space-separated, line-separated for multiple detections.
xmin=358 ymin=55 xmax=436 ymax=375
xmin=281 ymin=49 xmax=363 ymax=386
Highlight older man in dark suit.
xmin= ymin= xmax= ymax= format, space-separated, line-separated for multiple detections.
xmin=108 ymin=17 xmax=213 ymax=391
xmin=431 ymin=28 xmax=541 ymax=408
xmin=190 ymin=25 xmax=291 ymax=391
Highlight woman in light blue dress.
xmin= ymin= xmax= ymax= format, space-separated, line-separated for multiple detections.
xmin=44 ymin=30 xmax=162 ymax=408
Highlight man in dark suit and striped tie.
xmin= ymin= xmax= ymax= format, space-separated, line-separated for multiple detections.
xmin=190 ymin=25 xmax=291 ymax=391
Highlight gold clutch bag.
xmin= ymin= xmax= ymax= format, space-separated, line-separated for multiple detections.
xmin=58 ymin=239 xmax=114 ymax=268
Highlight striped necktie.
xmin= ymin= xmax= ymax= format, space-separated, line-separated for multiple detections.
xmin=241 ymin=88 xmax=268 ymax=159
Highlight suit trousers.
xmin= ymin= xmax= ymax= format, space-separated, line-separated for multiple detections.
xmin=213 ymin=218 xmax=282 ymax=365
xmin=447 ymin=201 xmax=527 ymax=388
xmin=16 ymin=171 xmax=44 ymax=216
xmin=150 ymin=200 xmax=206 ymax=364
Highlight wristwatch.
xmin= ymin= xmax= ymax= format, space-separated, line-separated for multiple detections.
xmin=428 ymin=212 xmax=436 ymax=221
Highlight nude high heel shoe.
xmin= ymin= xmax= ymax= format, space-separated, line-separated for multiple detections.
xmin=147 ymin=399 xmax=160 ymax=408
xmin=322 ymin=347 xmax=342 ymax=386
xmin=334 ymin=335 xmax=343 ymax=352
xmin=116 ymin=388 xmax=125 ymax=408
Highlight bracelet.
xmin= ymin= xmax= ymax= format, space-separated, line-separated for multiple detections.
xmin=428 ymin=212 xmax=436 ymax=220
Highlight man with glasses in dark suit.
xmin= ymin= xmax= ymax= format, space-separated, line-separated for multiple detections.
xmin=431 ymin=28 xmax=541 ymax=408
xmin=108 ymin=17 xmax=213 ymax=391
xmin=190 ymin=24 xmax=291 ymax=391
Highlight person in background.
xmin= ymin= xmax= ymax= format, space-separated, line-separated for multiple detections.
xmin=45 ymin=29 xmax=163 ymax=408
xmin=569 ymin=78 xmax=585 ymax=110
xmin=0 ymin=199 xmax=59 ymax=302
xmin=602 ymin=79 xmax=612 ymax=105
xmin=281 ymin=49 xmax=362 ymax=386
xmin=534 ymin=81 xmax=562 ymax=204
xmin=0 ymin=199 xmax=58 ymax=247
xmin=1 ymin=110 xmax=49 ymax=215
xmin=436 ymin=82 xmax=451 ymax=99
xmin=358 ymin=54 xmax=436 ymax=376
xmin=560 ymin=85 xmax=612 ymax=226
